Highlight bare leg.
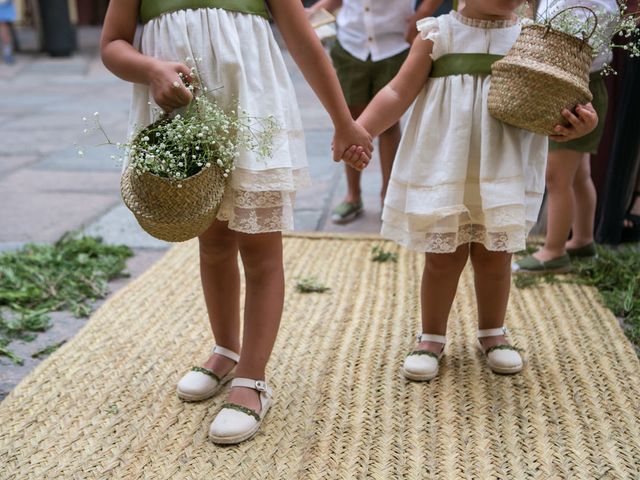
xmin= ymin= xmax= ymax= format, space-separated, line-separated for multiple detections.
xmin=198 ymin=220 xmax=241 ymax=376
xmin=534 ymin=149 xmax=585 ymax=261
xmin=0 ymin=23 xmax=11 ymax=46
xmin=469 ymin=243 xmax=512 ymax=349
xmin=418 ymin=244 xmax=470 ymax=353
xmin=566 ymin=155 xmax=596 ymax=249
xmin=226 ymin=231 xmax=285 ymax=413
xmin=378 ymin=122 xmax=401 ymax=206
xmin=343 ymin=105 xmax=366 ymax=204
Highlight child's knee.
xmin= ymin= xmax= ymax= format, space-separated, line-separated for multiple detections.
xmin=425 ymin=246 xmax=469 ymax=274
xmin=470 ymin=245 xmax=511 ymax=277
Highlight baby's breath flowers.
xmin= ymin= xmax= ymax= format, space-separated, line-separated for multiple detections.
xmin=84 ymin=59 xmax=279 ymax=182
xmin=521 ymin=1 xmax=640 ymax=74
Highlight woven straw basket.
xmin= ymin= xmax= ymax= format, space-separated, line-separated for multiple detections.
xmin=121 ymin=164 xmax=227 ymax=242
xmin=488 ymin=12 xmax=596 ymax=135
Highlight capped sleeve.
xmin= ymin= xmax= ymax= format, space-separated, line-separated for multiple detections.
xmin=416 ymin=17 xmax=439 ymax=42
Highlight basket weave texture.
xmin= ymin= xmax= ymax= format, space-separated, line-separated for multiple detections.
xmin=121 ymin=164 xmax=227 ymax=242
xmin=488 ymin=24 xmax=593 ymax=135
xmin=1 ymin=235 xmax=639 ymax=479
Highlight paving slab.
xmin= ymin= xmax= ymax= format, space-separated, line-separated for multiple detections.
xmin=0 ymin=191 xmax=118 ymax=243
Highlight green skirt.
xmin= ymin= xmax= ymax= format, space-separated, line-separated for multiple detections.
xmin=549 ymin=71 xmax=608 ymax=154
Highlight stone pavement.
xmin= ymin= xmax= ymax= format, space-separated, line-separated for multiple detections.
xmin=0 ymin=27 xmax=387 ymax=400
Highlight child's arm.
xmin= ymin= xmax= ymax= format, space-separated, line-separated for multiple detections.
xmin=357 ymin=36 xmax=433 ymax=138
xmin=550 ymin=104 xmax=599 ymax=142
xmin=100 ymin=0 xmax=193 ymax=112
xmin=269 ymin=0 xmax=373 ymax=165
xmin=307 ymin=0 xmax=342 ymax=14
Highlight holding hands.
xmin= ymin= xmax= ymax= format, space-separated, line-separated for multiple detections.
xmin=333 ymin=120 xmax=373 ymax=171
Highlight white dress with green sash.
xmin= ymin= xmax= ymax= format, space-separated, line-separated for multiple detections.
xmin=128 ymin=3 xmax=309 ymax=234
xmin=382 ymin=12 xmax=548 ymax=253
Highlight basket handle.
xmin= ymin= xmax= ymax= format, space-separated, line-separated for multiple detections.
xmin=545 ymin=5 xmax=599 ymax=44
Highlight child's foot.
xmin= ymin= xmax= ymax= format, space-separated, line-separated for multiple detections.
xmin=176 ymin=345 xmax=239 ymax=401
xmin=478 ymin=328 xmax=523 ymax=374
xmin=565 ymin=240 xmax=597 ymax=259
xmin=209 ymin=378 xmax=273 ymax=444
xmin=402 ymin=333 xmax=446 ymax=381
xmin=512 ymin=248 xmax=571 ymax=274
xmin=331 ymin=199 xmax=363 ymax=224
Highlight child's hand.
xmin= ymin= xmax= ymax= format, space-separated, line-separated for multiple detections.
xmin=332 ymin=120 xmax=373 ymax=166
xmin=549 ymin=103 xmax=598 ymax=143
xmin=149 ymin=60 xmax=194 ymax=113
xmin=342 ymin=145 xmax=370 ymax=171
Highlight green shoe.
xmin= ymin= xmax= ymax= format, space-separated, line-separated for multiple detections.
xmin=331 ymin=200 xmax=363 ymax=224
xmin=513 ymin=253 xmax=571 ymax=274
xmin=566 ymin=242 xmax=597 ymax=259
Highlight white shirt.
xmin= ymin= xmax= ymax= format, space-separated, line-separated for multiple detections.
xmin=536 ymin=0 xmax=619 ymax=72
xmin=336 ymin=0 xmax=414 ymax=62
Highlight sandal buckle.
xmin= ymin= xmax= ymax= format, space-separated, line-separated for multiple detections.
xmin=255 ymin=380 xmax=268 ymax=392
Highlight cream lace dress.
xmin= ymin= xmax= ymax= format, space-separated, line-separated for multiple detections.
xmin=127 ymin=8 xmax=309 ymax=234
xmin=382 ymin=12 xmax=548 ymax=253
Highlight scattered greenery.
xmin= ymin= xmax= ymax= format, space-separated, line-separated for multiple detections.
xmin=371 ymin=246 xmax=398 ymax=263
xmin=295 ymin=277 xmax=330 ymax=294
xmin=514 ymin=244 xmax=640 ymax=351
xmin=31 ymin=340 xmax=66 ymax=359
xmin=0 ymin=234 xmax=132 ymax=364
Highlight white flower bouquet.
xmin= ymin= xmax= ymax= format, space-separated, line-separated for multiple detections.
xmin=90 ymin=67 xmax=279 ymax=242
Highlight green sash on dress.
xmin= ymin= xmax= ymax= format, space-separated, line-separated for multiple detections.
xmin=140 ymin=0 xmax=269 ymax=23
xmin=429 ymin=53 xmax=504 ymax=78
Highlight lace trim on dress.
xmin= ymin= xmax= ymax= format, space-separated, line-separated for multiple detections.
xmin=216 ymin=188 xmax=296 ymax=234
xmin=450 ymin=10 xmax=518 ymax=29
xmin=382 ymin=222 xmax=527 ymax=253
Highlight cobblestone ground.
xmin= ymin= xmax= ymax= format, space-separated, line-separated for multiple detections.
xmin=0 ymin=27 xmax=387 ymax=400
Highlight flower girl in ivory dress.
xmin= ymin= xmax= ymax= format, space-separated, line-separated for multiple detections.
xmin=344 ymin=0 xmax=598 ymax=379
xmin=101 ymin=0 xmax=372 ymax=444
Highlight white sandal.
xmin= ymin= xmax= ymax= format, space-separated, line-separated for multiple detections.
xmin=478 ymin=327 xmax=523 ymax=374
xmin=402 ymin=333 xmax=446 ymax=381
xmin=176 ymin=345 xmax=240 ymax=401
xmin=209 ymin=378 xmax=273 ymax=445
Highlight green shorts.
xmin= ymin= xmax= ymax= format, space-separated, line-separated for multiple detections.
xmin=330 ymin=41 xmax=409 ymax=106
xmin=549 ymin=71 xmax=608 ymax=154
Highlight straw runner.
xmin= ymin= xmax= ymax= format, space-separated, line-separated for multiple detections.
xmin=0 ymin=234 xmax=638 ymax=479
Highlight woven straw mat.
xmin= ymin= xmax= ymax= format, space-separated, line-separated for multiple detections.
xmin=1 ymin=234 xmax=639 ymax=479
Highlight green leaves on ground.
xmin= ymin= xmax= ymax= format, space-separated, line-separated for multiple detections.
xmin=295 ymin=277 xmax=330 ymax=294
xmin=371 ymin=246 xmax=398 ymax=263
xmin=0 ymin=233 xmax=132 ymax=364
xmin=515 ymin=245 xmax=640 ymax=352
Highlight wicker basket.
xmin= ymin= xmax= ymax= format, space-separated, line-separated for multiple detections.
xmin=488 ymin=12 xmax=596 ymax=135
xmin=121 ymin=164 xmax=227 ymax=243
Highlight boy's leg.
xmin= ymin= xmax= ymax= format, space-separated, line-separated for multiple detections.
xmin=567 ymin=155 xmax=596 ymax=249
xmin=470 ymin=243 xmax=512 ymax=349
xmin=418 ymin=244 xmax=470 ymax=353
xmin=534 ymin=149 xmax=585 ymax=261
xmin=198 ymin=220 xmax=242 ymax=376
xmin=378 ymin=121 xmax=402 ymax=205
xmin=227 ymin=230 xmax=285 ymax=413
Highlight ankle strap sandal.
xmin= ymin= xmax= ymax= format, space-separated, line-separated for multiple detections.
xmin=209 ymin=378 xmax=274 ymax=445
xmin=478 ymin=327 xmax=523 ymax=375
xmin=402 ymin=333 xmax=447 ymax=381
xmin=176 ymin=345 xmax=239 ymax=402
